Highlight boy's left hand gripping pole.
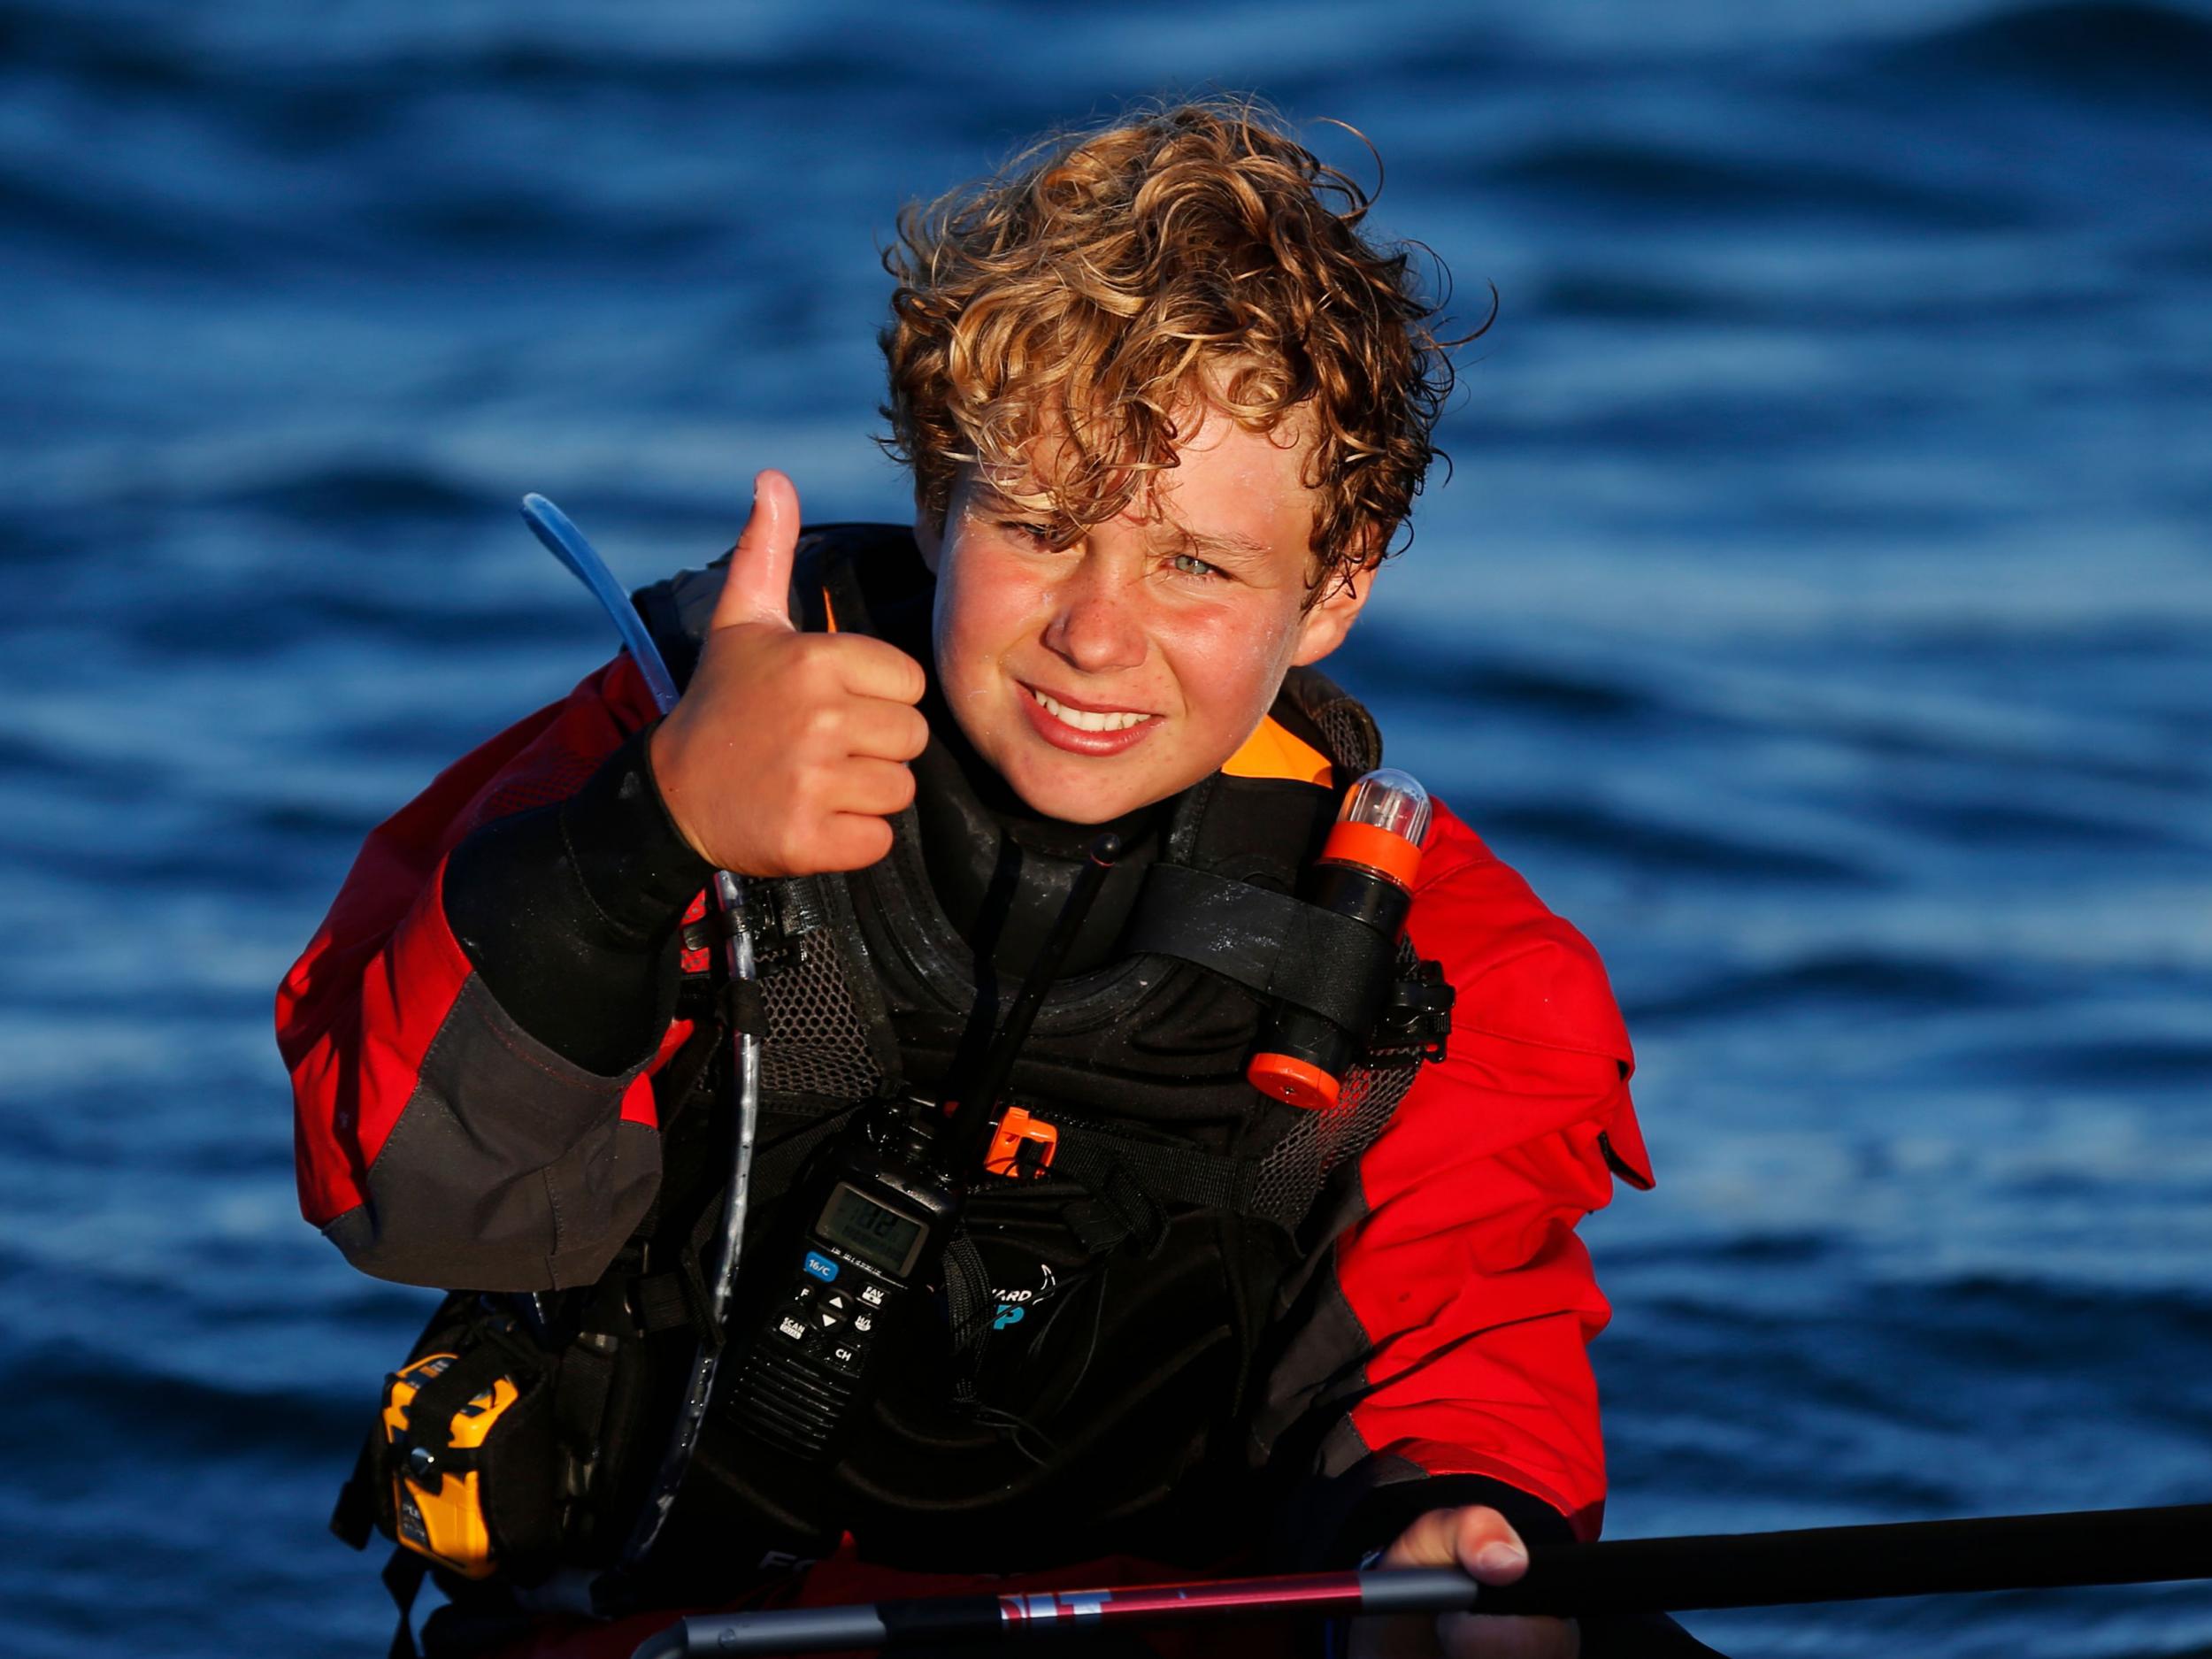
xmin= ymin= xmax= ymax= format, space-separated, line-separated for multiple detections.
xmin=519 ymin=495 xmax=763 ymax=1571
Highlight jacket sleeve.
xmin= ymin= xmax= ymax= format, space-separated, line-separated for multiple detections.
xmin=1254 ymin=803 xmax=1652 ymax=1564
xmin=275 ymin=656 xmax=714 ymax=1292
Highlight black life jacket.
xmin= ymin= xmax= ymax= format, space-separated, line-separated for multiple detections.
xmin=601 ymin=524 xmax=1441 ymax=1595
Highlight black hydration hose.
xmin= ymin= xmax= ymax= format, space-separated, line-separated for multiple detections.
xmin=518 ymin=495 xmax=764 ymax=1573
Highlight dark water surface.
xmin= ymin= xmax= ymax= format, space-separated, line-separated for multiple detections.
xmin=3 ymin=3 xmax=2209 ymax=1655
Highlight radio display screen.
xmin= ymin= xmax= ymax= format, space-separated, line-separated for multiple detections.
xmin=817 ymin=1183 xmax=926 ymax=1277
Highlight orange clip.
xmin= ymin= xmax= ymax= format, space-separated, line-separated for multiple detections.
xmin=983 ymin=1106 xmax=1059 ymax=1179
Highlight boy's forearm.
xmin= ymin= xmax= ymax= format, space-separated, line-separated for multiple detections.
xmin=442 ymin=723 xmax=712 ymax=1077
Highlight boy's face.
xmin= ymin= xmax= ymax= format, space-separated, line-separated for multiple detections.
xmin=915 ymin=405 xmax=1371 ymax=825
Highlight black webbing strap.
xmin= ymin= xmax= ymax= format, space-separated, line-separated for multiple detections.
xmin=627 ymin=1204 xmax=718 ymax=1340
xmin=381 ymin=1548 xmax=428 ymax=1659
xmin=652 ymin=1002 xmax=726 ymax=1127
xmin=626 ymin=1270 xmax=701 ymax=1337
xmin=396 ymin=1345 xmax=520 ymax=1471
xmin=553 ymin=1334 xmax=617 ymax=1457
xmin=1125 ymin=864 xmax=1393 ymax=1031
xmin=1046 ymin=1118 xmax=1299 ymax=1248
xmin=941 ymin=1233 xmax=995 ymax=1360
xmin=331 ymin=1425 xmax=382 ymax=1549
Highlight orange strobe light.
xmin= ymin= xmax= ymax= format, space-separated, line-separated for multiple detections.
xmin=1247 ymin=769 xmax=1432 ymax=1111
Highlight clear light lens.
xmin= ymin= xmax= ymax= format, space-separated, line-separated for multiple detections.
xmin=1339 ymin=767 xmax=1430 ymax=843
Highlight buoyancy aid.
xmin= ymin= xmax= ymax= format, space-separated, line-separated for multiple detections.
xmin=624 ymin=525 xmax=1448 ymax=1587
xmin=345 ymin=524 xmax=1452 ymax=1628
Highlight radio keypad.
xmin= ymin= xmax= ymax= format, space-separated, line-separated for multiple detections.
xmin=772 ymin=1253 xmax=891 ymax=1371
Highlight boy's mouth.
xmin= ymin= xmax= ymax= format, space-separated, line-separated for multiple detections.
xmin=1019 ymin=682 xmax=1162 ymax=756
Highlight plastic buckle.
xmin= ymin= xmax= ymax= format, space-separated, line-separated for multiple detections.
xmin=742 ymin=881 xmax=822 ymax=977
xmin=1379 ymin=960 xmax=1455 ymax=1063
xmin=679 ymin=883 xmax=812 ymax=977
xmin=982 ymin=1107 xmax=1059 ymax=1180
xmin=677 ymin=891 xmax=718 ymax=978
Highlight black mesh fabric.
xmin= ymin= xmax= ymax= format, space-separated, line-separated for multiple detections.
xmin=1248 ymin=1055 xmax=1420 ymax=1225
xmin=755 ymin=878 xmax=891 ymax=1102
xmin=1281 ymin=666 xmax=1384 ymax=779
xmin=1244 ymin=672 xmax=1410 ymax=1225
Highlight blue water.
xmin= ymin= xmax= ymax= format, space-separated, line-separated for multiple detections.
xmin=3 ymin=3 xmax=2209 ymax=1654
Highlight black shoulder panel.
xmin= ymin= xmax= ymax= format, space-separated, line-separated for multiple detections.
xmin=1280 ymin=664 xmax=1383 ymax=778
xmin=803 ymin=521 xmax=933 ymax=635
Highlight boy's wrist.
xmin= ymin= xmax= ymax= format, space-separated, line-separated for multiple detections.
xmin=557 ymin=721 xmax=718 ymax=942
xmin=1328 ymin=1475 xmax=1577 ymax=1571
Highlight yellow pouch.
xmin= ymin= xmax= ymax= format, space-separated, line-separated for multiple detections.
xmin=380 ymin=1353 xmax=523 ymax=1579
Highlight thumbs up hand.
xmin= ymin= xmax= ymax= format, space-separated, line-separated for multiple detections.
xmin=649 ymin=470 xmax=930 ymax=877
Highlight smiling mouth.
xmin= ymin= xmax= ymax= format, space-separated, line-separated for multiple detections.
xmin=1024 ymin=685 xmax=1158 ymax=733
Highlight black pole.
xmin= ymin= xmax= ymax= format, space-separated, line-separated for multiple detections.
xmin=634 ymin=1502 xmax=2212 ymax=1656
xmin=1481 ymin=1502 xmax=2212 ymax=1617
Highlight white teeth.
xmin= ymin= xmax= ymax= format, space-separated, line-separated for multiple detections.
xmin=1028 ymin=687 xmax=1151 ymax=733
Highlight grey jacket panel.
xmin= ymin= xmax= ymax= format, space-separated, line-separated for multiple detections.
xmin=323 ymin=973 xmax=663 ymax=1290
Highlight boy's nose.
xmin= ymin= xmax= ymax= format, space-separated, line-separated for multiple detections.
xmin=1041 ymin=557 xmax=1148 ymax=675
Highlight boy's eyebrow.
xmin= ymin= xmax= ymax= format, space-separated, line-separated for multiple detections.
xmin=1160 ymin=525 xmax=1274 ymax=565
xmin=964 ymin=482 xmax=1274 ymax=563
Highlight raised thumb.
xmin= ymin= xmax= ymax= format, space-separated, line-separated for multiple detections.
xmin=709 ymin=468 xmax=802 ymax=631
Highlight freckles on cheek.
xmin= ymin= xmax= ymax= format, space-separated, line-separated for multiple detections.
xmin=1239 ymin=596 xmax=1307 ymax=666
xmin=1173 ymin=613 xmax=1299 ymax=728
xmin=939 ymin=565 xmax=1049 ymax=711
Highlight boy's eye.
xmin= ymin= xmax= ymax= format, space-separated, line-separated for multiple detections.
xmin=1170 ymin=551 xmax=1224 ymax=580
xmin=1001 ymin=519 xmax=1055 ymax=543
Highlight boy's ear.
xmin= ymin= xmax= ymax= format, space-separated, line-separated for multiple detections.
xmin=1290 ymin=558 xmax=1376 ymax=667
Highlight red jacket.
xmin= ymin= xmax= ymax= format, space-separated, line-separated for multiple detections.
xmin=279 ymin=651 xmax=1649 ymax=1563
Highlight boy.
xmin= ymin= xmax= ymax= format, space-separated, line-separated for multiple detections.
xmin=280 ymin=101 xmax=1656 ymax=1659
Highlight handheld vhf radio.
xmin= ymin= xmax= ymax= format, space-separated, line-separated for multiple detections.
xmin=721 ymin=1108 xmax=958 ymax=1462
xmin=724 ymin=835 xmax=1122 ymax=1463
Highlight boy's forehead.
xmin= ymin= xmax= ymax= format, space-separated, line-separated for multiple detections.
xmin=964 ymin=403 xmax=1321 ymax=552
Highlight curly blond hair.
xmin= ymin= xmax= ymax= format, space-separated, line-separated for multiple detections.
xmin=878 ymin=98 xmax=1464 ymax=588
